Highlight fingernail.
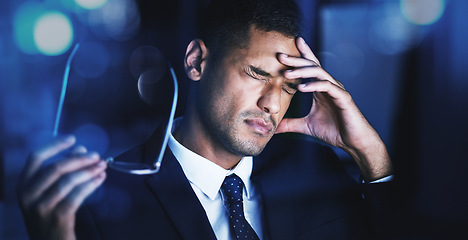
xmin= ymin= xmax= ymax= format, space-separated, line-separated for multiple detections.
xmin=298 ymin=83 xmax=307 ymax=88
xmin=97 ymin=160 xmax=107 ymax=168
xmin=282 ymin=53 xmax=288 ymax=58
xmin=284 ymin=69 xmax=293 ymax=76
xmin=63 ymin=135 xmax=76 ymax=143
xmin=89 ymin=152 xmax=100 ymax=160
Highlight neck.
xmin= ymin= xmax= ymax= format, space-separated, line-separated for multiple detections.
xmin=173 ymin=105 xmax=243 ymax=170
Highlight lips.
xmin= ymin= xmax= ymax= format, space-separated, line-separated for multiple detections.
xmin=244 ymin=118 xmax=274 ymax=135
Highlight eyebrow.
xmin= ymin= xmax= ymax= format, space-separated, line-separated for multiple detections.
xmin=285 ymin=81 xmax=300 ymax=90
xmin=249 ymin=65 xmax=273 ymax=78
xmin=248 ymin=65 xmax=301 ymax=91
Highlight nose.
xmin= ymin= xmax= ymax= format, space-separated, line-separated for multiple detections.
xmin=257 ymin=84 xmax=281 ymax=114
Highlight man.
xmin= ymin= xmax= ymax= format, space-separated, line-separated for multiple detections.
xmin=17 ymin=0 xmax=394 ymax=239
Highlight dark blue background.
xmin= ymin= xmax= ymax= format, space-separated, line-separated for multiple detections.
xmin=1 ymin=0 xmax=467 ymax=238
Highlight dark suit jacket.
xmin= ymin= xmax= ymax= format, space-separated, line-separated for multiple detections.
xmin=76 ymin=123 xmax=393 ymax=239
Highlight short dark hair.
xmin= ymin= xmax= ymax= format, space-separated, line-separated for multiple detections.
xmin=198 ymin=0 xmax=302 ymax=59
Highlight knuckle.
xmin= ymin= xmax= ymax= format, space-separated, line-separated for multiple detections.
xmin=71 ymin=145 xmax=87 ymax=155
xmin=35 ymin=201 xmax=50 ymax=218
xmin=51 ymin=208 xmax=70 ymax=223
xmin=343 ymin=91 xmax=353 ymax=102
xmin=322 ymin=80 xmax=334 ymax=88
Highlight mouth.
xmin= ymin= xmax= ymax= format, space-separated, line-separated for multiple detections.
xmin=244 ymin=118 xmax=274 ymax=136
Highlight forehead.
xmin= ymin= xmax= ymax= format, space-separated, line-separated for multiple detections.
xmin=224 ymin=27 xmax=301 ymax=74
xmin=246 ymin=28 xmax=300 ymax=57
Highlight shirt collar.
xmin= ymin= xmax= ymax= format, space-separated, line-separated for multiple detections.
xmin=168 ymin=118 xmax=254 ymax=200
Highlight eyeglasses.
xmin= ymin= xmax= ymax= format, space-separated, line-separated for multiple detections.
xmin=54 ymin=43 xmax=178 ymax=175
xmin=107 ymin=63 xmax=178 ymax=175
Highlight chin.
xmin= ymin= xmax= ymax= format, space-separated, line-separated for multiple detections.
xmin=216 ymin=121 xmax=274 ymax=156
xmin=231 ymin=144 xmax=265 ymax=157
xmin=226 ymin=135 xmax=271 ymax=157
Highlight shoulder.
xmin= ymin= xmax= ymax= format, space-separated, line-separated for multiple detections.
xmin=254 ymin=133 xmax=344 ymax=176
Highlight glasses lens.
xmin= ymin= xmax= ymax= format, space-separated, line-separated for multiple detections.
xmin=107 ymin=63 xmax=178 ymax=175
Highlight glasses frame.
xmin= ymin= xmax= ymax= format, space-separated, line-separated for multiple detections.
xmin=53 ymin=43 xmax=80 ymax=138
xmin=53 ymin=43 xmax=178 ymax=175
xmin=106 ymin=64 xmax=178 ymax=175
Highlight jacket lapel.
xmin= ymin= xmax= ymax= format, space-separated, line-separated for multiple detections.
xmin=252 ymin=137 xmax=295 ymax=240
xmin=145 ymin=150 xmax=217 ymax=240
xmin=137 ymin=123 xmax=216 ymax=240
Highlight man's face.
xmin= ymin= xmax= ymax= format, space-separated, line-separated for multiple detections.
xmin=197 ymin=27 xmax=301 ymax=156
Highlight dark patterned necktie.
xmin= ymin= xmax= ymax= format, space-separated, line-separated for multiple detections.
xmin=220 ymin=174 xmax=260 ymax=240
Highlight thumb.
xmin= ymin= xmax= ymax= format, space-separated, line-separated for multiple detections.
xmin=275 ymin=117 xmax=308 ymax=134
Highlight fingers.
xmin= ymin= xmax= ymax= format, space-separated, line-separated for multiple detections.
xmin=20 ymin=153 xmax=102 ymax=208
xmin=38 ymin=162 xmax=107 ymax=217
xmin=299 ymin=80 xmax=354 ymax=110
xmin=71 ymin=145 xmax=87 ymax=155
xmin=278 ymin=38 xmax=345 ymax=91
xmin=282 ymin=64 xmax=345 ymax=91
xmin=296 ymin=37 xmax=321 ymax=66
xmin=284 ymin=66 xmax=332 ymax=83
xmin=56 ymin=171 xmax=106 ymax=216
xmin=29 ymin=156 xmax=106 ymax=209
xmin=21 ymin=135 xmax=76 ymax=184
xmin=278 ymin=52 xmax=345 ymax=90
xmin=17 ymin=137 xmax=107 ymax=240
xmin=277 ymin=37 xmax=320 ymax=67
xmin=275 ymin=117 xmax=309 ymax=135
xmin=278 ymin=53 xmax=318 ymax=68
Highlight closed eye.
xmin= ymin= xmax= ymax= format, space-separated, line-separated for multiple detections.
xmin=282 ymin=85 xmax=296 ymax=95
xmin=282 ymin=82 xmax=299 ymax=95
xmin=244 ymin=66 xmax=268 ymax=82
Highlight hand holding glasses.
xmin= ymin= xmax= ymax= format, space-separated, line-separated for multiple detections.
xmin=54 ymin=43 xmax=178 ymax=175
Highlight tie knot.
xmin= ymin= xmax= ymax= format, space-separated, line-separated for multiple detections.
xmin=220 ymin=174 xmax=244 ymax=203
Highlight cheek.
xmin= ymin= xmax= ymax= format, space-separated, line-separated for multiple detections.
xmin=223 ymin=77 xmax=260 ymax=109
xmin=208 ymin=81 xmax=244 ymax=117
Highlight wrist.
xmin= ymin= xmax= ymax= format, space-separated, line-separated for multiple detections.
xmin=343 ymin=138 xmax=393 ymax=182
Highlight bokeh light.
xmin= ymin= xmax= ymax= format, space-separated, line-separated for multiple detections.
xmin=129 ymin=45 xmax=168 ymax=105
xmin=129 ymin=45 xmax=166 ymax=79
xmin=368 ymin=2 xmax=423 ymax=55
xmin=137 ymin=69 xmax=168 ymax=105
xmin=75 ymin=0 xmax=108 ymax=10
xmin=400 ymin=0 xmax=445 ymax=25
xmin=33 ymin=11 xmax=74 ymax=56
xmin=369 ymin=16 xmax=420 ymax=55
xmin=13 ymin=2 xmax=45 ymax=54
xmin=87 ymin=0 xmax=140 ymax=41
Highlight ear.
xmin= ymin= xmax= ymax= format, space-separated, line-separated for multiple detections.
xmin=184 ymin=39 xmax=209 ymax=81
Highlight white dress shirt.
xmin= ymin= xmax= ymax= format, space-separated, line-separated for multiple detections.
xmin=168 ymin=122 xmax=264 ymax=240
xmin=167 ymin=118 xmax=392 ymax=239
